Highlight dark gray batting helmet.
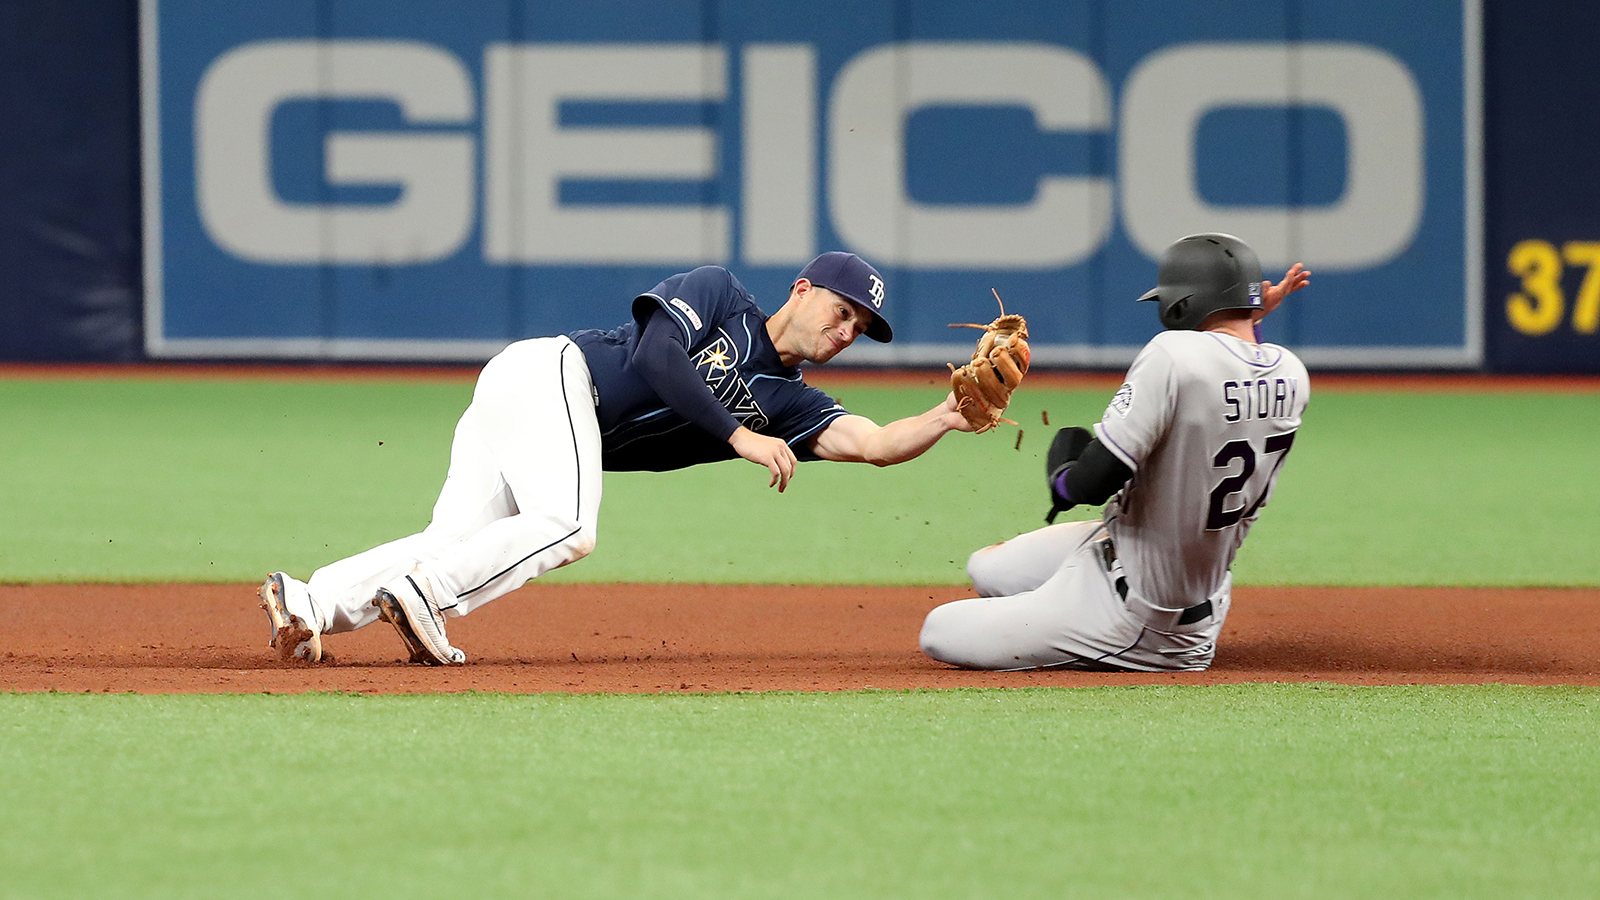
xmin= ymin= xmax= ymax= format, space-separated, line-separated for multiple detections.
xmin=1137 ymin=233 xmax=1265 ymax=331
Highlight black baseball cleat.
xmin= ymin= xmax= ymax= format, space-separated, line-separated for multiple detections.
xmin=371 ymin=570 xmax=466 ymax=666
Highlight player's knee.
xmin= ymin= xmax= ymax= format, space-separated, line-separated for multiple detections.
xmin=530 ymin=514 xmax=596 ymax=570
xmin=965 ymin=543 xmax=1008 ymax=596
xmin=562 ymin=520 xmax=598 ymax=565
xmin=572 ymin=528 xmax=597 ymax=561
xmin=918 ymin=603 xmax=969 ymax=667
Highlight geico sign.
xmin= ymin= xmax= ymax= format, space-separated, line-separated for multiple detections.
xmin=195 ymin=40 xmax=1423 ymax=270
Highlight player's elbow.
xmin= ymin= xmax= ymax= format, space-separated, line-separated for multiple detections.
xmin=860 ymin=432 xmax=920 ymax=467
xmin=1064 ymin=440 xmax=1133 ymax=507
xmin=862 ymin=449 xmax=897 ymax=467
xmin=838 ymin=434 xmax=896 ymax=467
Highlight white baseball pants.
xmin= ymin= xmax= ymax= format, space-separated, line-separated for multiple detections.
xmin=307 ymin=337 xmax=603 ymax=634
xmin=919 ymin=520 xmax=1227 ymax=672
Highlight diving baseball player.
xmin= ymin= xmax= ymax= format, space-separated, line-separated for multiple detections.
xmin=920 ymin=234 xmax=1311 ymax=672
xmin=262 ymin=252 xmax=981 ymax=665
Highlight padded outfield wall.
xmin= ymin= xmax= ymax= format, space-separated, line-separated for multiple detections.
xmin=3 ymin=0 xmax=1597 ymax=370
xmin=138 ymin=0 xmax=1479 ymax=368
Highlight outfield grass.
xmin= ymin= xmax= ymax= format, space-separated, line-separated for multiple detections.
xmin=2 ymin=377 xmax=1596 ymax=585
xmin=3 ymin=686 xmax=1596 ymax=900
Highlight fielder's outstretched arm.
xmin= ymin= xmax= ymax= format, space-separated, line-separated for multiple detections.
xmin=807 ymin=393 xmax=975 ymax=466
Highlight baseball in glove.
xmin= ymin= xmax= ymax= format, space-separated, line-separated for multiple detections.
xmin=947 ymin=290 xmax=1031 ymax=433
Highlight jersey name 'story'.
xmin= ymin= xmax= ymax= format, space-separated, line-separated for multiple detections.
xmin=570 ymin=266 xmax=848 ymax=471
xmin=1094 ymin=330 xmax=1310 ymax=609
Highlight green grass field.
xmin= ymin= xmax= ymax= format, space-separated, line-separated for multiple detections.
xmin=5 ymin=687 xmax=1598 ymax=900
xmin=3 ymin=377 xmax=1597 ymax=584
xmin=4 ymin=373 xmax=1599 ymax=899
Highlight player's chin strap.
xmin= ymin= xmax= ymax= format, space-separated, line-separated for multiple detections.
xmin=1045 ymin=427 xmax=1092 ymax=523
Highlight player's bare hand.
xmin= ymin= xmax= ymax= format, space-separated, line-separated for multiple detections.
xmin=941 ymin=391 xmax=979 ymax=433
xmin=729 ymin=426 xmax=798 ymax=491
xmin=1258 ymin=263 xmax=1311 ymax=319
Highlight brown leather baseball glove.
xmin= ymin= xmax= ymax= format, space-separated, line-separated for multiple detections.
xmin=947 ymin=290 xmax=1030 ymax=433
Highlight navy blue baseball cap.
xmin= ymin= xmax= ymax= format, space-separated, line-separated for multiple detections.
xmin=797 ymin=251 xmax=893 ymax=343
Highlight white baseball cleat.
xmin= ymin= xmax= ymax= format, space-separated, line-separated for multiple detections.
xmin=259 ymin=572 xmax=325 ymax=663
xmin=372 ymin=569 xmax=466 ymax=666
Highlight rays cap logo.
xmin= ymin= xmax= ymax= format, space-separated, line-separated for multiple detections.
xmin=797 ymin=251 xmax=893 ymax=343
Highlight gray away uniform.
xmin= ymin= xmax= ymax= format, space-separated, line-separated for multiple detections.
xmin=920 ymin=329 xmax=1310 ymax=671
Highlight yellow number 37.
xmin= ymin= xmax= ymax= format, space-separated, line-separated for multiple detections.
xmin=1507 ymin=239 xmax=1600 ymax=336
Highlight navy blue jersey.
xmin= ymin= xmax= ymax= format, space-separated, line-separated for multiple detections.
xmin=569 ymin=266 xmax=850 ymax=472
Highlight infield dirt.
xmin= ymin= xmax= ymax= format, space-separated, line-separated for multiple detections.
xmin=3 ymin=583 xmax=1596 ymax=693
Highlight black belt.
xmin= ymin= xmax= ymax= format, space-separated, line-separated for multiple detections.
xmin=1099 ymin=536 xmax=1212 ymax=624
xmin=1099 ymin=538 xmax=1130 ymax=601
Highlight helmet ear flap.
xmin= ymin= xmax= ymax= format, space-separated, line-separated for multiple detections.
xmin=1164 ymin=295 xmax=1190 ymax=328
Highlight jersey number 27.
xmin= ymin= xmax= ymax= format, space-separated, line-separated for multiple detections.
xmin=1206 ymin=430 xmax=1297 ymax=531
